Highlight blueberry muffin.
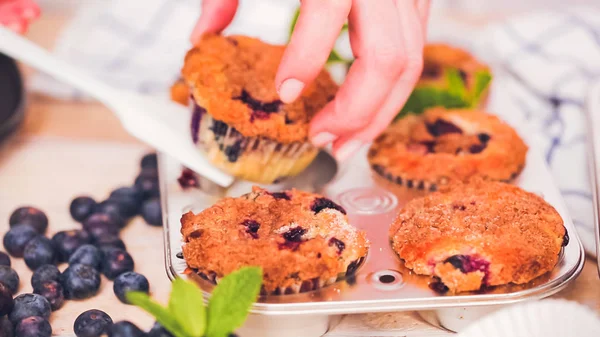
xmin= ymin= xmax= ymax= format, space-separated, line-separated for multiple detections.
xmin=389 ymin=179 xmax=568 ymax=294
xmin=181 ymin=34 xmax=338 ymax=184
xmin=170 ymin=78 xmax=190 ymax=106
xmin=369 ymin=108 xmax=527 ymax=191
xmin=398 ymin=43 xmax=492 ymax=118
xmin=180 ymin=186 xmax=368 ymax=295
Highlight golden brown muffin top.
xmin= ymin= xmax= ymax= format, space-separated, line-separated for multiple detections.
xmin=182 ymin=34 xmax=338 ymax=144
xmin=419 ymin=43 xmax=491 ymax=89
xmin=389 ymin=179 xmax=567 ymax=293
xmin=181 ymin=186 xmax=369 ymax=293
xmin=368 ymin=108 xmax=528 ymax=186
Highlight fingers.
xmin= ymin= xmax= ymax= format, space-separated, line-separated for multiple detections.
xmin=332 ymin=0 xmax=425 ymax=158
xmin=414 ymin=0 xmax=431 ymax=38
xmin=275 ymin=0 xmax=351 ymax=103
xmin=190 ymin=0 xmax=238 ymax=45
xmin=309 ymin=0 xmax=405 ymax=155
xmin=0 ymin=0 xmax=40 ymax=34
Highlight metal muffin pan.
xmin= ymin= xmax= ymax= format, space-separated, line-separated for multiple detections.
xmin=159 ymin=135 xmax=584 ymax=336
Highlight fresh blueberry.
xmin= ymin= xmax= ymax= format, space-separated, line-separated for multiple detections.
xmin=0 ymin=283 xmax=14 ymax=316
xmin=3 ymin=225 xmax=39 ymax=258
xmin=110 ymin=187 xmax=143 ymax=206
xmin=97 ymin=200 xmax=134 ymax=223
xmin=34 ymin=280 xmax=65 ymax=311
xmin=177 ymin=169 xmax=199 ymax=189
xmin=9 ymin=293 xmax=51 ymax=325
xmin=31 ymin=264 xmax=60 ymax=290
xmin=0 ymin=317 xmax=13 ymax=337
xmin=141 ymin=199 xmax=162 ymax=227
xmin=9 ymin=206 xmax=48 ymax=234
xmin=84 ymin=213 xmax=124 ymax=233
xmin=15 ymin=316 xmax=52 ymax=337
xmin=105 ymin=196 xmax=139 ymax=219
xmin=148 ymin=322 xmax=173 ymax=337
xmin=74 ymin=309 xmax=114 ymax=337
xmin=113 ymin=272 xmax=149 ymax=304
xmin=310 ymin=197 xmax=346 ymax=215
xmin=134 ymin=170 xmax=160 ymax=200
xmin=70 ymin=196 xmax=98 ymax=223
xmin=108 ymin=321 xmax=145 ymax=337
xmin=52 ymin=230 xmax=92 ymax=262
xmin=61 ymin=264 xmax=101 ymax=300
xmin=101 ymin=249 xmax=134 ymax=280
xmin=94 ymin=235 xmax=127 ymax=252
xmin=0 ymin=265 xmax=20 ymax=294
xmin=23 ymin=237 xmax=56 ymax=271
xmin=0 ymin=252 xmax=10 ymax=267
xmin=69 ymin=245 xmax=103 ymax=270
xmin=141 ymin=153 xmax=158 ymax=169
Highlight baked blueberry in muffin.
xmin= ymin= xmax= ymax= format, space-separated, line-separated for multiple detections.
xmin=369 ymin=108 xmax=527 ymax=191
xmin=180 ymin=34 xmax=338 ymax=184
xmin=180 ymin=187 xmax=368 ymax=295
xmin=389 ymin=179 xmax=567 ymax=294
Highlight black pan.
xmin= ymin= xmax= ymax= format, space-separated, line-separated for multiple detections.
xmin=0 ymin=52 xmax=25 ymax=141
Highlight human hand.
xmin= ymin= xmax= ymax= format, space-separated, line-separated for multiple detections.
xmin=191 ymin=0 xmax=429 ymax=162
xmin=0 ymin=0 xmax=40 ymax=34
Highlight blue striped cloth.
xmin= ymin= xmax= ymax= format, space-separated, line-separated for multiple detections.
xmin=32 ymin=2 xmax=600 ymax=255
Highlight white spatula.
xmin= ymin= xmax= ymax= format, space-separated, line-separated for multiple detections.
xmin=0 ymin=26 xmax=234 ymax=188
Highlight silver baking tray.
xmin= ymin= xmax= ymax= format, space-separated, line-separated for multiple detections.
xmin=159 ymin=131 xmax=584 ymax=336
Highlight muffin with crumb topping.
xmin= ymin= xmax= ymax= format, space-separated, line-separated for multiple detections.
xmin=389 ymin=179 xmax=568 ymax=294
xmin=181 ymin=186 xmax=369 ymax=295
xmin=180 ymin=34 xmax=338 ymax=184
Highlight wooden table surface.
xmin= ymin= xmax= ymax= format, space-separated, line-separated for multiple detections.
xmin=0 ymin=10 xmax=598 ymax=337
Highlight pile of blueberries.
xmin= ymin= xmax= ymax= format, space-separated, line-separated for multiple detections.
xmin=0 ymin=153 xmax=173 ymax=337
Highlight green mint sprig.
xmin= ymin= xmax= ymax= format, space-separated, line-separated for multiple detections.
xmin=127 ymin=267 xmax=263 ymax=337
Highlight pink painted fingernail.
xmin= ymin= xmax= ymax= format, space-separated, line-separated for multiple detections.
xmin=311 ymin=132 xmax=337 ymax=147
xmin=335 ymin=140 xmax=364 ymax=162
xmin=278 ymin=78 xmax=304 ymax=104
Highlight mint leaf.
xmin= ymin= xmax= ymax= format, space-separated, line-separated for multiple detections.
xmin=327 ymin=50 xmax=346 ymax=63
xmin=471 ymin=70 xmax=492 ymax=103
xmin=126 ymin=291 xmax=189 ymax=337
xmin=205 ymin=267 xmax=263 ymax=337
xmin=288 ymin=8 xmax=301 ymax=38
xmin=168 ymin=278 xmax=206 ymax=337
xmin=396 ymin=86 xmax=470 ymax=120
xmin=445 ymin=68 xmax=467 ymax=100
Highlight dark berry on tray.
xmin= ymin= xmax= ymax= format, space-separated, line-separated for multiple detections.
xmin=310 ymin=197 xmax=346 ymax=215
xmin=61 ymin=264 xmax=101 ymax=300
xmin=3 ymin=225 xmax=39 ymax=258
xmin=177 ymin=168 xmax=199 ymax=189
xmin=426 ymin=119 xmax=463 ymax=137
xmin=0 ymin=252 xmax=10 ymax=267
xmin=134 ymin=172 xmax=160 ymax=200
xmin=328 ymin=238 xmax=345 ymax=254
xmin=148 ymin=322 xmax=174 ymax=337
xmin=110 ymin=187 xmax=143 ymax=205
xmin=101 ymin=249 xmax=134 ymax=280
xmin=52 ymin=230 xmax=92 ymax=262
xmin=141 ymin=199 xmax=162 ymax=227
xmin=15 ymin=316 xmax=52 ymax=337
xmin=0 ymin=317 xmax=13 ymax=337
xmin=9 ymin=293 xmax=51 ymax=324
xmin=94 ymin=235 xmax=127 ymax=252
xmin=34 ymin=280 xmax=64 ymax=311
xmin=242 ymin=220 xmax=260 ymax=239
xmin=97 ymin=199 xmax=136 ymax=222
xmin=108 ymin=196 xmax=140 ymax=219
xmin=70 ymin=196 xmax=98 ymax=223
xmin=0 ymin=283 xmax=14 ymax=316
xmin=9 ymin=206 xmax=48 ymax=234
xmin=108 ymin=321 xmax=145 ymax=337
xmin=31 ymin=264 xmax=61 ymax=290
xmin=23 ymin=237 xmax=56 ymax=271
xmin=113 ymin=272 xmax=149 ymax=304
xmin=84 ymin=213 xmax=123 ymax=233
xmin=0 ymin=265 xmax=20 ymax=295
xmin=140 ymin=153 xmax=158 ymax=169
xmin=282 ymin=227 xmax=307 ymax=243
xmin=74 ymin=309 xmax=113 ymax=337
xmin=69 ymin=245 xmax=103 ymax=271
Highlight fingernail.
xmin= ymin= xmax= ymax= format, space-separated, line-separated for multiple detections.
xmin=278 ymin=78 xmax=304 ymax=104
xmin=23 ymin=9 xmax=37 ymax=20
xmin=311 ymin=132 xmax=337 ymax=147
xmin=335 ymin=140 xmax=364 ymax=162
